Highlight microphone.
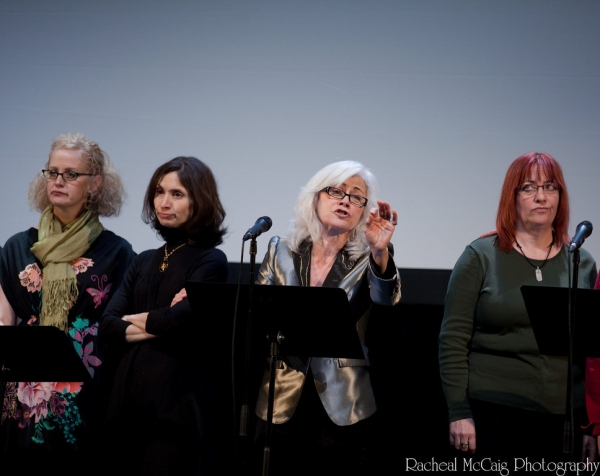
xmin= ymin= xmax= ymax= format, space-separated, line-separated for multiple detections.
xmin=242 ymin=216 xmax=272 ymax=241
xmin=568 ymin=220 xmax=593 ymax=253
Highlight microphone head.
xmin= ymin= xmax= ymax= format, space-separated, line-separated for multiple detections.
xmin=258 ymin=216 xmax=273 ymax=228
xmin=242 ymin=216 xmax=273 ymax=241
xmin=580 ymin=220 xmax=593 ymax=234
xmin=568 ymin=220 xmax=593 ymax=252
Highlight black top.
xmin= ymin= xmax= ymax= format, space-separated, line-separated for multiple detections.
xmin=98 ymin=241 xmax=228 ymax=474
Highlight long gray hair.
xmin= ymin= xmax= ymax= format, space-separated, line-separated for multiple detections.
xmin=287 ymin=160 xmax=379 ymax=261
xmin=28 ymin=132 xmax=124 ymax=217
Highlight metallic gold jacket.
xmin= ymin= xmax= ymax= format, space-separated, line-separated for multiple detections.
xmin=255 ymin=236 xmax=401 ymax=426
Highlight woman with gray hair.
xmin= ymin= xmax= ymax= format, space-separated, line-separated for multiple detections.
xmin=254 ymin=160 xmax=401 ymax=476
xmin=0 ymin=133 xmax=135 ymax=469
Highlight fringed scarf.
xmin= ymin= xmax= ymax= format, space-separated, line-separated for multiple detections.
xmin=30 ymin=205 xmax=104 ymax=331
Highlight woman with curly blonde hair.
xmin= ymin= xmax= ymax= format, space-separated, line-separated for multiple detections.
xmin=0 ymin=132 xmax=135 ymax=470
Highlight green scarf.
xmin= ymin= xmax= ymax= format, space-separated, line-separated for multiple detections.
xmin=30 ymin=205 xmax=104 ymax=331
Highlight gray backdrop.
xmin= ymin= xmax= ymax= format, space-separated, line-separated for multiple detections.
xmin=1 ymin=0 xmax=599 ymax=270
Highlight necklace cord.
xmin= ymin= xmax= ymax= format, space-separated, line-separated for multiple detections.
xmin=514 ymin=233 xmax=555 ymax=270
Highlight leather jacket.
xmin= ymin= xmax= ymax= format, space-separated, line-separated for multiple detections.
xmin=255 ymin=236 xmax=401 ymax=426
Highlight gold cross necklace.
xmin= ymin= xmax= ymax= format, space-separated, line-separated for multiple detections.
xmin=160 ymin=243 xmax=187 ymax=272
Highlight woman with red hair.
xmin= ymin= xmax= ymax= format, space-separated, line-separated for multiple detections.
xmin=439 ymin=152 xmax=597 ymax=461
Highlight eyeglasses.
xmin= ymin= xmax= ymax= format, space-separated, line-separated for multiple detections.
xmin=321 ymin=186 xmax=368 ymax=208
xmin=41 ymin=169 xmax=94 ymax=182
xmin=517 ymin=183 xmax=559 ymax=197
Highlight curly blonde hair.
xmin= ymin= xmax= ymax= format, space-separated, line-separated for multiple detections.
xmin=28 ymin=133 xmax=124 ymax=217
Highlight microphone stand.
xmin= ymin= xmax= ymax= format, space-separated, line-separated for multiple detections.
xmin=237 ymin=238 xmax=258 ymax=474
xmin=262 ymin=330 xmax=283 ymax=476
xmin=564 ymin=248 xmax=580 ymax=458
xmin=240 ymin=240 xmax=282 ymax=476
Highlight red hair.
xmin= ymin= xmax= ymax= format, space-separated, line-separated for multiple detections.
xmin=491 ymin=152 xmax=570 ymax=252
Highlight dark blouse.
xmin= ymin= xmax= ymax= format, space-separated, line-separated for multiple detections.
xmin=0 ymin=227 xmax=135 ymax=467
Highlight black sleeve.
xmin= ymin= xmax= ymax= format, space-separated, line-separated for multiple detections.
xmin=145 ymin=248 xmax=228 ymax=335
xmin=98 ymin=254 xmax=142 ymax=343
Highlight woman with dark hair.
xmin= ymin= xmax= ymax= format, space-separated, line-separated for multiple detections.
xmin=253 ymin=160 xmax=401 ymax=476
xmin=99 ymin=156 xmax=228 ymax=474
xmin=439 ymin=152 xmax=597 ymax=461
xmin=0 ymin=133 xmax=135 ymax=468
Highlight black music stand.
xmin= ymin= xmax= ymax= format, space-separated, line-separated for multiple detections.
xmin=521 ymin=284 xmax=600 ymax=459
xmin=185 ymin=281 xmax=364 ymax=359
xmin=185 ymin=282 xmax=364 ymax=360
xmin=521 ymin=285 xmax=600 ymax=357
xmin=0 ymin=326 xmax=90 ymax=407
xmin=185 ymin=282 xmax=364 ymax=476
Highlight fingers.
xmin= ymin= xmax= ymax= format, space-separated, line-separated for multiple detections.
xmin=170 ymin=288 xmax=188 ymax=307
xmin=373 ymin=200 xmax=397 ymax=226
xmin=583 ymin=434 xmax=598 ymax=461
xmin=457 ymin=438 xmax=476 ymax=454
xmin=449 ymin=419 xmax=476 ymax=454
xmin=451 ymin=436 xmax=474 ymax=453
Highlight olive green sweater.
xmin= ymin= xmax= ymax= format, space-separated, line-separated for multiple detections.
xmin=439 ymin=235 xmax=597 ymax=422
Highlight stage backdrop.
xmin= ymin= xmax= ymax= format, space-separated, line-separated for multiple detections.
xmin=1 ymin=1 xmax=599 ymax=270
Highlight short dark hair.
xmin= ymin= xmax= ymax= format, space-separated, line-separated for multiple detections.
xmin=142 ymin=156 xmax=227 ymax=246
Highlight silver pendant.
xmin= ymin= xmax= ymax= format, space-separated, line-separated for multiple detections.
xmin=535 ymin=268 xmax=542 ymax=282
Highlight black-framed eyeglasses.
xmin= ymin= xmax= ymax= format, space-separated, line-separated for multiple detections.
xmin=321 ymin=186 xmax=368 ymax=208
xmin=41 ymin=169 xmax=95 ymax=182
xmin=517 ymin=183 xmax=559 ymax=197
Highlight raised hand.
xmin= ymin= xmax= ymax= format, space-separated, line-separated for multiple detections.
xmin=364 ymin=200 xmax=397 ymax=271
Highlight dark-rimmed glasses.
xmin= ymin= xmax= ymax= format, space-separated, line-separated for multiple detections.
xmin=321 ymin=186 xmax=368 ymax=208
xmin=517 ymin=183 xmax=559 ymax=197
xmin=41 ymin=169 xmax=95 ymax=182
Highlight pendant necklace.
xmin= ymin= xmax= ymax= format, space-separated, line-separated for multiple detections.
xmin=514 ymin=234 xmax=554 ymax=282
xmin=160 ymin=243 xmax=186 ymax=272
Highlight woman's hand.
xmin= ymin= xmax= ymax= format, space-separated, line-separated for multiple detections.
xmin=170 ymin=288 xmax=187 ymax=307
xmin=584 ymin=434 xmax=598 ymax=461
xmin=0 ymin=284 xmax=16 ymax=326
xmin=364 ymin=200 xmax=397 ymax=271
xmin=449 ymin=418 xmax=476 ymax=454
xmin=122 ymin=312 xmax=148 ymax=330
xmin=124 ymin=325 xmax=155 ymax=343
xmin=122 ymin=312 xmax=155 ymax=343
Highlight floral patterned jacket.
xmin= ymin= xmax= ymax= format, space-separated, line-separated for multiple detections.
xmin=0 ymin=227 xmax=134 ymax=459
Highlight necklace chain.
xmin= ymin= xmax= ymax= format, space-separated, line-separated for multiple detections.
xmin=160 ymin=243 xmax=186 ymax=272
xmin=514 ymin=234 xmax=554 ymax=282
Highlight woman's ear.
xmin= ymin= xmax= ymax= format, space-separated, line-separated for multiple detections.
xmin=89 ymin=174 xmax=103 ymax=193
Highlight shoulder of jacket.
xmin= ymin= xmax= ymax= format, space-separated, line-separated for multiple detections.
xmin=97 ymin=229 xmax=134 ymax=249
